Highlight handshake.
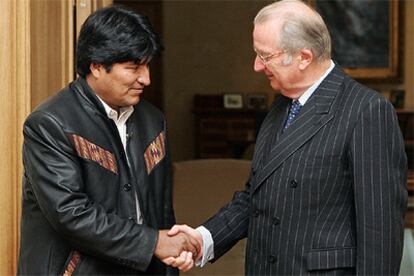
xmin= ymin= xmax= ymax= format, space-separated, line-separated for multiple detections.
xmin=154 ymin=224 xmax=202 ymax=272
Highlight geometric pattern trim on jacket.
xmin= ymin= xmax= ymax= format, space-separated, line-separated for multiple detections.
xmin=68 ymin=134 xmax=118 ymax=174
xmin=144 ymin=131 xmax=165 ymax=174
xmin=63 ymin=250 xmax=81 ymax=276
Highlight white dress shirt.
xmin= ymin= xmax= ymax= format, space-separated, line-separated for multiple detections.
xmin=97 ymin=96 xmax=143 ymax=224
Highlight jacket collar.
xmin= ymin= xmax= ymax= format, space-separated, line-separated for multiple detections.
xmin=70 ymin=77 xmax=108 ymax=117
xmin=252 ymin=66 xmax=346 ymax=192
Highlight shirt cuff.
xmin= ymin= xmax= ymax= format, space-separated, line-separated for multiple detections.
xmin=195 ymin=226 xmax=214 ymax=267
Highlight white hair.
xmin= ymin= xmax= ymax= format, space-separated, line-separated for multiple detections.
xmin=254 ymin=0 xmax=331 ymax=62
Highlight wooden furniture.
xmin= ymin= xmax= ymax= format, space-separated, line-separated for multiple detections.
xmin=397 ymin=109 xmax=414 ymax=168
xmin=396 ymin=110 xmax=414 ymax=228
xmin=194 ymin=109 xmax=258 ymax=158
xmin=193 ymin=95 xmax=266 ymax=159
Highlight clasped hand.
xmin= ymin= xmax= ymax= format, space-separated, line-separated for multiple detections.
xmin=154 ymin=225 xmax=202 ymax=272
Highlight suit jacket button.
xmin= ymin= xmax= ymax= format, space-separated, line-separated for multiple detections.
xmin=268 ymin=255 xmax=276 ymax=263
xmin=254 ymin=210 xmax=260 ymax=217
xmin=272 ymin=217 xmax=280 ymax=225
xmin=290 ymin=179 xmax=298 ymax=188
xmin=123 ymin=183 xmax=132 ymax=191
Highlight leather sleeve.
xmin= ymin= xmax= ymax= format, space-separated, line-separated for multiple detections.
xmin=22 ymin=110 xmax=158 ymax=271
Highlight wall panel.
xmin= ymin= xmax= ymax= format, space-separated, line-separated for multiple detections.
xmin=0 ymin=0 xmax=30 ymax=274
xmin=31 ymin=0 xmax=74 ymax=109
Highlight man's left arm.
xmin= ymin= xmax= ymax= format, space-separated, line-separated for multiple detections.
xmin=350 ymin=97 xmax=407 ymax=275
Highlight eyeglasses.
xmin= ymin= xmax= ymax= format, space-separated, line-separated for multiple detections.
xmin=254 ymin=48 xmax=286 ymax=65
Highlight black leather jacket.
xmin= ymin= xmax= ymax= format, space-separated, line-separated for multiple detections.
xmin=18 ymin=78 xmax=177 ymax=275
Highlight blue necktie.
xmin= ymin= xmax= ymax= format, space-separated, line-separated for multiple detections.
xmin=284 ymin=100 xmax=302 ymax=129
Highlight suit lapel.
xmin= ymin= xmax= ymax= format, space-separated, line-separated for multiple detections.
xmin=253 ymin=66 xmax=345 ymax=192
xmin=252 ymin=97 xmax=289 ymax=171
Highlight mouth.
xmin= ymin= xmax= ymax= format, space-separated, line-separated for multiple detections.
xmin=130 ymin=87 xmax=143 ymax=94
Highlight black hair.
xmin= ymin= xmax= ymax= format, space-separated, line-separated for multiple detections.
xmin=76 ymin=6 xmax=163 ymax=77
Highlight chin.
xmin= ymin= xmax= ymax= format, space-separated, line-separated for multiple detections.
xmin=270 ymin=82 xmax=281 ymax=91
xmin=128 ymin=99 xmax=140 ymax=107
xmin=128 ymin=94 xmax=141 ymax=102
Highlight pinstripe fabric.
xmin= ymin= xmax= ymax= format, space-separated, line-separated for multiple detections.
xmin=203 ymin=66 xmax=407 ymax=275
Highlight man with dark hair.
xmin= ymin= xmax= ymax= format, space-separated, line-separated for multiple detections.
xmin=18 ymin=6 xmax=198 ymax=275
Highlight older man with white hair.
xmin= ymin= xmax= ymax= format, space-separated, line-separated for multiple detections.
xmin=167 ymin=1 xmax=407 ymax=275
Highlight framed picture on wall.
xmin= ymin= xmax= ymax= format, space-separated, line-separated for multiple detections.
xmin=246 ymin=93 xmax=268 ymax=110
xmin=308 ymin=0 xmax=400 ymax=80
xmin=223 ymin=94 xmax=243 ymax=109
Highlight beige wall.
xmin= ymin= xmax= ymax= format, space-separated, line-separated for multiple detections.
xmin=164 ymin=1 xmax=414 ymax=161
xmin=163 ymin=1 xmax=273 ymax=161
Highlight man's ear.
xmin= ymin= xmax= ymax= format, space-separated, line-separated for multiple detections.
xmin=89 ymin=63 xmax=104 ymax=78
xmin=298 ymin=49 xmax=313 ymax=70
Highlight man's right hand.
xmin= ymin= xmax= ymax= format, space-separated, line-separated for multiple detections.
xmin=167 ymin=224 xmax=203 ymax=261
xmin=154 ymin=230 xmax=201 ymax=261
xmin=162 ymin=224 xmax=204 ymax=272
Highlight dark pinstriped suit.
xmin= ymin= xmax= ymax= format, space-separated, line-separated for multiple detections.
xmin=203 ymin=66 xmax=407 ymax=275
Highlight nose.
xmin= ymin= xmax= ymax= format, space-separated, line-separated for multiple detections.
xmin=254 ymin=56 xmax=265 ymax=72
xmin=138 ymin=65 xmax=151 ymax=86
